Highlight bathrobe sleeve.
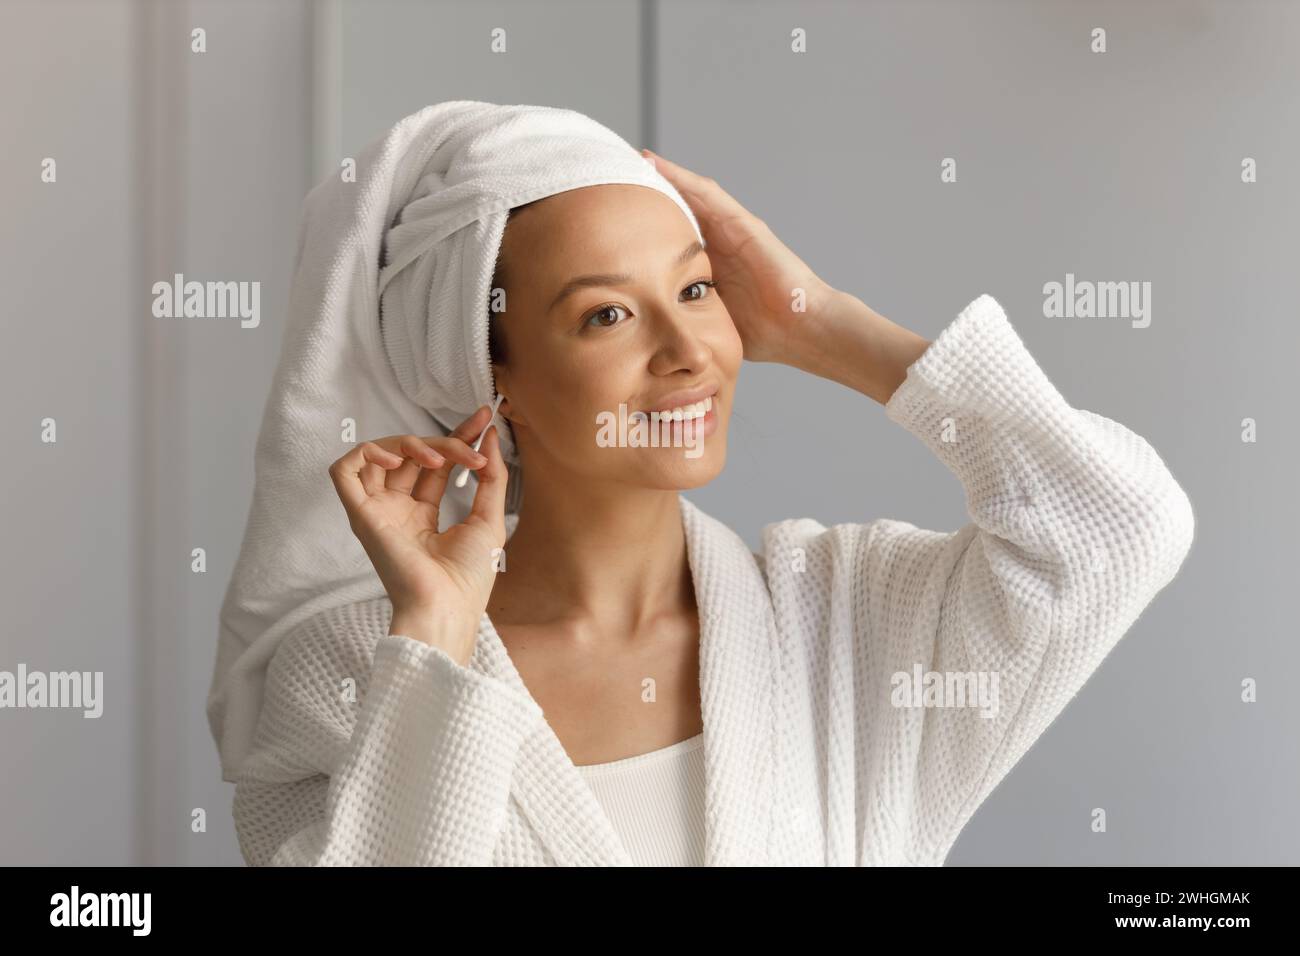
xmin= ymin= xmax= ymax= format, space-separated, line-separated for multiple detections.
xmin=230 ymin=604 xmax=546 ymax=865
xmin=764 ymin=293 xmax=1194 ymax=864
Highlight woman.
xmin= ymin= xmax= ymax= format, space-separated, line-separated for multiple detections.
xmin=217 ymin=103 xmax=1194 ymax=866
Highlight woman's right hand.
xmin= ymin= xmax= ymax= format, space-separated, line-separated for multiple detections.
xmin=327 ymin=404 xmax=509 ymax=664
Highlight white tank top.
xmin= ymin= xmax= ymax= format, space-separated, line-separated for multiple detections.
xmin=575 ymin=732 xmax=706 ymax=866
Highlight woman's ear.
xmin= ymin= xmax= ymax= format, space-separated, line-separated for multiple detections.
xmin=491 ymin=367 xmax=518 ymax=424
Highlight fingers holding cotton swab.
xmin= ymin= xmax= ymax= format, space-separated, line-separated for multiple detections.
xmin=452 ymin=395 xmax=505 ymax=488
xmin=467 ymin=424 xmax=509 ymax=539
xmin=409 ymin=432 xmax=488 ymax=507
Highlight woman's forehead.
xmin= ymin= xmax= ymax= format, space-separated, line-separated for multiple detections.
xmin=502 ymin=186 xmax=695 ymax=278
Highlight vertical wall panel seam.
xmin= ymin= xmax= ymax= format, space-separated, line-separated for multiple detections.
xmin=311 ymin=0 xmax=342 ymax=188
xmin=133 ymin=0 xmax=188 ymax=866
xmin=640 ymin=0 xmax=657 ymax=152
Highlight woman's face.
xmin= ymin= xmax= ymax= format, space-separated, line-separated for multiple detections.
xmin=491 ymin=183 xmax=742 ymax=493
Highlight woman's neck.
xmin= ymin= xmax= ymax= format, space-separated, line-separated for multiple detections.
xmin=488 ymin=479 xmax=695 ymax=636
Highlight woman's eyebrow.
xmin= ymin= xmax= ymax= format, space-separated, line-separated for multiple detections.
xmin=546 ymin=239 xmax=706 ymax=313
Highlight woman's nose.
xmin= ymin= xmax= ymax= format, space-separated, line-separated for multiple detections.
xmin=646 ymin=311 xmax=714 ymax=375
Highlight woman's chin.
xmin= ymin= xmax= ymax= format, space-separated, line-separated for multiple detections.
xmin=627 ymin=442 xmax=727 ymax=490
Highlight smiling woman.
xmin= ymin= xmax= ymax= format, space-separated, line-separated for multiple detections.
xmin=484 ymin=183 xmax=742 ymax=499
xmin=213 ymin=101 xmax=1195 ymax=867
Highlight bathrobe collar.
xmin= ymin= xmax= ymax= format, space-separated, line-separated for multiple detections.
xmin=465 ymin=494 xmax=779 ymax=866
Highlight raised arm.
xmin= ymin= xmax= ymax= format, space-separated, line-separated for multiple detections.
xmin=232 ymin=393 xmax=543 ymax=864
xmin=763 ymin=292 xmax=1195 ymax=862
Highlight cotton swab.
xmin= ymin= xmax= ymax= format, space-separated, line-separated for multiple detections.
xmin=452 ymin=394 xmax=506 ymax=488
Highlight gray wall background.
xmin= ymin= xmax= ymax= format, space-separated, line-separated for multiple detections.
xmin=2 ymin=0 xmax=1295 ymax=865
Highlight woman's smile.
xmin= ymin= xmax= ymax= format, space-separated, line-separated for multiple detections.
xmin=639 ymin=394 xmax=718 ymax=443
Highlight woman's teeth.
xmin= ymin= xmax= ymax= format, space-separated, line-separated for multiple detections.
xmin=660 ymin=395 xmax=713 ymax=421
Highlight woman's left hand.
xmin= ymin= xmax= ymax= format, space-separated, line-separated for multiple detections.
xmin=642 ymin=148 xmax=836 ymax=365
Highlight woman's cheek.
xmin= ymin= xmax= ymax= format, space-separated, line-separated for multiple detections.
xmin=714 ymin=316 xmax=745 ymax=375
xmin=583 ymin=396 xmax=620 ymax=460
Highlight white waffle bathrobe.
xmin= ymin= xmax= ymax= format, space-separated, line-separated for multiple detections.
xmin=230 ymin=294 xmax=1195 ymax=866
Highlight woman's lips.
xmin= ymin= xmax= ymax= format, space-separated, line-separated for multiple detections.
xmin=658 ymin=398 xmax=717 ymax=442
xmin=641 ymin=387 xmax=719 ymax=416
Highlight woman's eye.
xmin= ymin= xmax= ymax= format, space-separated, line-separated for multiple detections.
xmin=585 ymin=304 xmax=628 ymax=329
xmin=584 ymin=281 xmax=714 ymax=330
xmin=682 ymin=279 xmax=716 ymax=302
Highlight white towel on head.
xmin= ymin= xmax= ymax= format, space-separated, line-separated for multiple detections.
xmin=207 ymin=100 xmax=704 ymax=783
